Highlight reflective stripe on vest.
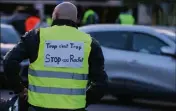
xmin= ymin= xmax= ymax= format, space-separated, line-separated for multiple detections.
xmin=29 ymin=69 xmax=88 ymax=80
xmin=29 ymin=85 xmax=86 ymax=95
xmin=28 ymin=25 xmax=92 ymax=109
xmin=119 ymin=14 xmax=135 ymax=25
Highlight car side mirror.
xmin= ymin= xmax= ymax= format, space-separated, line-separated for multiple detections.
xmin=161 ymin=46 xmax=176 ymax=57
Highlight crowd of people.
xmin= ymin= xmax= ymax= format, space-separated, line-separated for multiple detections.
xmin=1 ymin=6 xmax=42 ymax=36
xmin=2 ymin=5 xmax=135 ymax=36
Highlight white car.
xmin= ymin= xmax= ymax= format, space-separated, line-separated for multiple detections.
xmin=79 ymin=24 xmax=176 ymax=102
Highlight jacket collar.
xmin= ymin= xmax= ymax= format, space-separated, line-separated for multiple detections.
xmin=51 ymin=19 xmax=78 ymax=29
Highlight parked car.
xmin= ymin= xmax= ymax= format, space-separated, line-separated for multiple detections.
xmin=79 ymin=24 xmax=176 ymax=102
xmin=0 ymin=24 xmax=29 ymax=111
xmin=153 ymin=26 xmax=176 ymax=32
xmin=0 ymin=56 xmax=4 ymax=74
xmin=0 ymin=16 xmax=11 ymax=24
xmin=1 ymin=24 xmax=19 ymax=56
xmin=0 ymin=24 xmax=29 ymax=84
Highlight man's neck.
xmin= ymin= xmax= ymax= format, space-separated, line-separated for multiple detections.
xmin=51 ymin=19 xmax=78 ymax=28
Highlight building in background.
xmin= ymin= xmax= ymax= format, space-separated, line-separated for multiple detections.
xmin=124 ymin=0 xmax=176 ymax=26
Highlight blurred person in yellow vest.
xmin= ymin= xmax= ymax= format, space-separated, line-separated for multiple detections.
xmin=82 ymin=8 xmax=99 ymax=25
xmin=4 ymin=2 xmax=108 ymax=111
xmin=46 ymin=15 xmax=53 ymax=26
xmin=116 ymin=7 xmax=135 ymax=25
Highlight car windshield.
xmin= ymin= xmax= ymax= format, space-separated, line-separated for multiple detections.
xmin=156 ymin=29 xmax=176 ymax=43
xmin=0 ymin=26 xmax=20 ymax=44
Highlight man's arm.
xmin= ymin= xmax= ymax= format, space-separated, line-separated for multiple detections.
xmin=3 ymin=31 xmax=35 ymax=93
xmin=86 ymin=38 xmax=108 ymax=106
xmin=88 ymin=38 xmax=107 ymax=83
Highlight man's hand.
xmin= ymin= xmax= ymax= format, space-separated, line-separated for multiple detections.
xmin=19 ymin=88 xmax=28 ymax=100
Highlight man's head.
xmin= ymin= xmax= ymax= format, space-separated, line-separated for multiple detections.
xmin=52 ymin=2 xmax=78 ymax=23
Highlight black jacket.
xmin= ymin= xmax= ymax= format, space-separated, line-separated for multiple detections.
xmin=4 ymin=19 xmax=108 ymax=111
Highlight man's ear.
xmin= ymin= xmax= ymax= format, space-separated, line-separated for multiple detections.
xmin=55 ymin=12 xmax=59 ymax=19
xmin=52 ymin=12 xmax=55 ymax=20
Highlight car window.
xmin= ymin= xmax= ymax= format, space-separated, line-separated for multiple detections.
xmin=89 ymin=31 xmax=129 ymax=50
xmin=132 ymin=33 xmax=168 ymax=55
xmin=1 ymin=27 xmax=20 ymax=44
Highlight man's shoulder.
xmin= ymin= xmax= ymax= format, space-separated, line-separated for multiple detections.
xmin=82 ymin=32 xmax=101 ymax=48
xmin=91 ymin=37 xmax=101 ymax=47
xmin=21 ymin=29 xmax=39 ymax=40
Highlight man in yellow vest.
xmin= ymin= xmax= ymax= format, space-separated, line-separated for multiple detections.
xmin=4 ymin=2 xmax=107 ymax=111
xmin=46 ymin=15 xmax=53 ymax=26
xmin=82 ymin=8 xmax=99 ymax=25
xmin=116 ymin=7 xmax=135 ymax=25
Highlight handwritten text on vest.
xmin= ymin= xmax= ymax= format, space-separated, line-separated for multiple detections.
xmin=44 ymin=41 xmax=84 ymax=68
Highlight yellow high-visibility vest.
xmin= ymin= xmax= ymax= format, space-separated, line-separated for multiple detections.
xmin=82 ymin=9 xmax=95 ymax=25
xmin=46 ymin=16 xmax=52 ymax=26
xmin=119 ymin=14 xmax=135 ymax=25
xmin=28 ymin=25 xmax=92 ymax=109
